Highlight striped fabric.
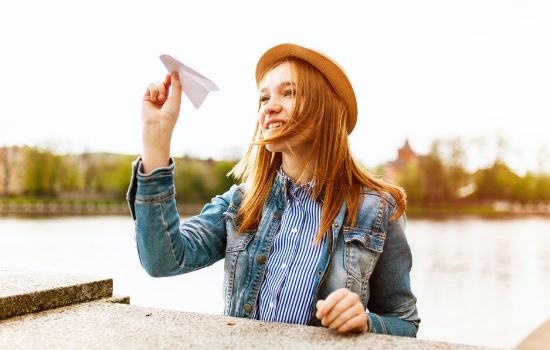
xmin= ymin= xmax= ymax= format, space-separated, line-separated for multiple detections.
xmin=254 ymin=168 xmax=327 ymax=324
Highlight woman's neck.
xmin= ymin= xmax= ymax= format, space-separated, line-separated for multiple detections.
xmin=281 ymin=153 xmax=314 ymax=186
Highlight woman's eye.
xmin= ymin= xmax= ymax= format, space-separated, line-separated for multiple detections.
xmin=260 ymin=96 xmax=269 ymax=103
xmin=284 ymin=89 xmax=296 ymax=97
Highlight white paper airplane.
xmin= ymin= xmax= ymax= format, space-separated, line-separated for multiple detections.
xmin=159 ymin=54 xmax=219 ymax=109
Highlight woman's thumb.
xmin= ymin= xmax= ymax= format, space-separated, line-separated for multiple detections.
xmin=171 ymin=71 xmax=183 ymax=101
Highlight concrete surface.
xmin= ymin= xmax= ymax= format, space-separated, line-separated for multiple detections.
xmin=516 ymin=319 xmax=550 ymax=350
xmin=0 ymin=301 xmax=493 ymax=350
xmin=0 ymin=269 xmax=505 ymax=349
xmin=0 ymin=269 xmax=112 ymax=320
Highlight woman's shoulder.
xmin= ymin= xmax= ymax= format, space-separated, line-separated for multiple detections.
xmin=218 ymin=183 xmax=247 ymax=207
xmin=359 ymin=185 xmax=398 ymax=213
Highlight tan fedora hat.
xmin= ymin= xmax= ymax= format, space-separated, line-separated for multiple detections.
xmin=255 ymin=43 xmax=358 ymax=134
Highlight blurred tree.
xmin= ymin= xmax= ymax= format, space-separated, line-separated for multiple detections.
xmin=474 ymin=161 xmax=520 ymax=200
xmin=396 ymin=160 xmax=423 ymax=203
xmin=94 ymin=154 xmax=135 ymax=198
xmin=419 ymin=141 xmax=451 ymax=202
xmin=534 ymin=175 xmax=550 ymax=201
xmin=512 ymin=172 xmax=537 ymax=202
xmin=174 ymin=158 xmax=208 ymax=203
xmin=208 ymin=160 xmax=238 ymax=198
xmin=22 ymin=147 xmax=63 ymax=196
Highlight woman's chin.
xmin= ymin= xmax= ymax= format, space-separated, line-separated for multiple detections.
xmin=265 ymin=143 xmax=284 ymax=153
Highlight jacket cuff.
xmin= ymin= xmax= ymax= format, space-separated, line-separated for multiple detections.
xmin=126 ymin=156 xmax=175 ymax=220
xmin=366 ymin=312 xmax=387 ymax=334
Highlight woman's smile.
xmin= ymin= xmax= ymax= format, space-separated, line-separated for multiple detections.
xmin=263 ymin=119 xmax=287 ymax=135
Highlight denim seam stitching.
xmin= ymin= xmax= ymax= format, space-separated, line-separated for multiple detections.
xmin=135 ymin=188 xmax=175 ymax=204
xmin=374 ymin=313 xmax=387 ymax=334
xmin=159 ymin=201 xmax=179 ymax=269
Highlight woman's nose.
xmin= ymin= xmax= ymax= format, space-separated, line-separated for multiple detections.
xmin=264 ymin=100 xmax=283 ymax=115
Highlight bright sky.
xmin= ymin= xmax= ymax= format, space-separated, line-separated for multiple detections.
xmin=1 ymin=0 xmax=549 ymax=174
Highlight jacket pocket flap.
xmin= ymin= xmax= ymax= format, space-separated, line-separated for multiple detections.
xmin=223 ymin=208 xmax=254 ymax=252
xmin=343 ymin=227 xmax=386 ymax=253
xmin=226 ymin=232 xmax=254 ymax=252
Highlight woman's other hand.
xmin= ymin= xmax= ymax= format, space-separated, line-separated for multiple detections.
xmin=316 ymin=288 xmax=369 ymax=333
xmin=141 ymin=72 xmax=183 ymax=173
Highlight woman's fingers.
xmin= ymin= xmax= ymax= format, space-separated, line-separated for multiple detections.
xmin=144 ymin=81 xmax=168 ymax=104
xmin=337 ymin=313 xmax=367 ymax=333
xmin=163 ymin=73 xmax=171 ymax=91
xmin=156 ymin=81 xmax=167 ymax=102
xmin=327 ymin=300 xmax=363 ymax=330
xmin=143 ymin=72 xmax=182 ymax=114
xmin=146 ymin=83 xmax=159 ymax=103
xmin=320 ymin=291 xmax=359 ymax=326
xmin=315 ymin=288 xmax=368 ymax=333
xmin=316 ymin=288 xmax=348 ymax=320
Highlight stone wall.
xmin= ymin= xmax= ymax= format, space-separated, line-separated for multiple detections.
xmin=0 ymin=269 xmax=513 ymax=350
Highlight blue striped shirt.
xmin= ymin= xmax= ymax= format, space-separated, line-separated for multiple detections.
xmin=254 ymin=168 xmax=327 ymax=324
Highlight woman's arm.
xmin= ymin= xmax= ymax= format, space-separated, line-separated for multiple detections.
xmin=366 ymin=214 xmax=421 ymax=337
xmin=127 ymin=71 xmax=229 ymax=277
xmin=141 ymin=72 xmax=182 ymax=173
xmin=127 ymin=157 xmax=233 ymax=277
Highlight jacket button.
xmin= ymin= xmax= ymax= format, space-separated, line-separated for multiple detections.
xmin=244 ymin=303 xmax=252 ymax=313
xmin=256 ymin=255 xmax=267 ymax=264
xmin=273 ymin=211 xmax=282 ymax=220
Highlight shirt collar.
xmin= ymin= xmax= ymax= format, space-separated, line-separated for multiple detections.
xmin=276 ymin=166 xmax=315 ymax=201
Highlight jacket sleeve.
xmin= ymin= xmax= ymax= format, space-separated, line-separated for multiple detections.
xmin=126 ymin=156 xmax=232 ymax=277
xmin=366 ymin=213 xmax=421 ymax=337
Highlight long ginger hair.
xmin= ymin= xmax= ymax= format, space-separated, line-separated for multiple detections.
xmin=230 ymin=57 xmax=406 ymax=244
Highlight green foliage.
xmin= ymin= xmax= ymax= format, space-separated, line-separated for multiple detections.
xmin=391 ymin=138 xmax=549 ymax=205
xmin=474 ymin=162 xmax=520 ymax=200
xmin=94 ymin=155 xmax=135 ymax=197
xmin=397 ymin=160 xmax=424 ymax=203
xmin=174 ymin=158 xmax=238 ymax=203
xmin=22 ymin=148 xmax=63 ymax=196
xmin=5 ymin=142 xmax=550 ymax=206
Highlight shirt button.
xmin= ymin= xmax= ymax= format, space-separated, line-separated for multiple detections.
xmin=281 ymin=263 xmax=287 ymax=269
xmin=291 ymin=228 xmax=297 ymax=233
xmin=244 ymin=303 xmax=253 ymax=313
xmin=256 ymin=255 xmax=267 ymax=264
xmin=269 ymin=302 xmax=274 ymax=308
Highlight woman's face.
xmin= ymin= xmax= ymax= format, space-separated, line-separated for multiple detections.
xmin=258 ymin=61 xmax=311 ymax=155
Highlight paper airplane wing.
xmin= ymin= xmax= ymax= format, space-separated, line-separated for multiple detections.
xmin=159 ymin=54 xmax=219 ymax=109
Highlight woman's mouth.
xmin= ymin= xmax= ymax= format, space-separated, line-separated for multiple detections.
xmin=267 ymin=122 xmax=285 ymax=130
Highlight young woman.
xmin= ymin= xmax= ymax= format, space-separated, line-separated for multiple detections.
xmin=127 ymin=43 xmax=420 ymax=336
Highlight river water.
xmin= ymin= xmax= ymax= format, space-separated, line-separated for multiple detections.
xmin=1 ymin=215 xmax=549 ymax=348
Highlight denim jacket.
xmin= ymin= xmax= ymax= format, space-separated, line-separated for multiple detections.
xmin=127 ymin=158 xmax=420 ymax=337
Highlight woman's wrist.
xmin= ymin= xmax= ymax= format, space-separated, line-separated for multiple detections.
xmin=364 ymin=312 xmax=370 ymax=333
xmin=141 ymin=154 xmax=171 ymax=174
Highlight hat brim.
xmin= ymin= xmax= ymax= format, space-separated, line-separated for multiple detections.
xmin=255 ymin=43 xmax=357 ymax=134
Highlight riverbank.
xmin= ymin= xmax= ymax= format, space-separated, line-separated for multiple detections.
xmin=0 ymin=198 xmax=203 ymax=216
xmin=407 ymin=202 xmax=550 ymax=219
xmin=2 ymin=198 xmax=549 ymax=218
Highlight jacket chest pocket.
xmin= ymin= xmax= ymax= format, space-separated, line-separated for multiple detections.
xmin=343 ymin=226 xmax=386 ymax=282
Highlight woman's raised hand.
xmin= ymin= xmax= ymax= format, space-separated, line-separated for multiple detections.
xmin=141 ymin=72 xmax=183 ymax=173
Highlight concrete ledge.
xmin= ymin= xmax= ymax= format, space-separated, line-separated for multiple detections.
xmin=105 ymin=295 xmax=130 ymax=304
xmin=0 ymin=301 xmax=493 ymax=350
xmin=0 ymin=269 xmax=113 ymax=320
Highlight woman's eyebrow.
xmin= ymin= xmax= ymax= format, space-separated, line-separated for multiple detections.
xmin=260 ymin=81 xmax=295 ymax=93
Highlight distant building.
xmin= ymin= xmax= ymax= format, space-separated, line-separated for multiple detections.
xmin=0 ymin=146 xmax=26 ymax=196
xmin=384 ymin=139 xmax=418 ymax=182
